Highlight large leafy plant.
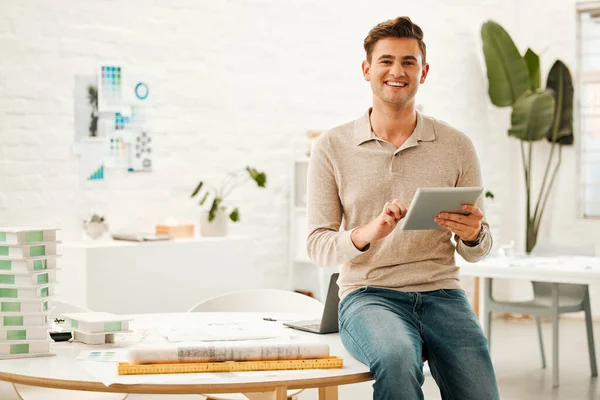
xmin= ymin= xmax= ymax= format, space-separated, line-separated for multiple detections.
xmin=191 ymin=167 xmax=267 ymax=223
xmin=481 ymin=20 xmax=574 ymax=253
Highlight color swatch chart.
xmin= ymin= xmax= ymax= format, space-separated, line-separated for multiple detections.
xmin=98 ymin=65 xmax=122 ymax=112
xmin=114 ymin=113 xmax=130 ymax=130
xmin=108 ymin=135 xmax=130 ymax=169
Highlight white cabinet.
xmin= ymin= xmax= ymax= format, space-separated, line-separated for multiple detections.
xmin=57 ymin=236 xmax=258 ymax=314
xmin=289 ymin=141 xmax=340 ymax=302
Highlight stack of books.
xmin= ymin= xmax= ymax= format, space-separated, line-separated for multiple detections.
xmin=61 ymin=312 xmax=133 ymax=344
xmin=0 ymin=228 xmax=60 ymax=358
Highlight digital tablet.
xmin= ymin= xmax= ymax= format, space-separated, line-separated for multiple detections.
xmin=400 ymin=187 xmax=483 ymax=230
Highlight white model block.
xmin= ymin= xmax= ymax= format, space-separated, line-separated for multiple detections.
xmin=0 ymin=326 xmax=49 ymax=341
xmin=1 ymin=313 xmax=48 ymax=327
xmin=0 ymin=299 xmax=49 ymax=313
xmin=62 ymin=312 xmax=131 ymax=333
xmin=0 ymin=284 xmax=55 ymax=300
xmin=0 ymin=256 xmax=59 ymax=273
xmin=0 ymin=340 xmax=51 ymax=357
xmin=0 ymin=270 xmax=57 ymax=287
xmin=73 ymin=331 xmax=115 ymax=345
xmin=0 ymin=242 xmax=59 ymax=258
xmin=0 ymin=228 xmax=58 ymax=245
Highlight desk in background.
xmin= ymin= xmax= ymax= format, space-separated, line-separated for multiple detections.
xmin=58 ymin=236 xmax=260 ymax=314
xmin=458 ymin=255 xmax=600 ymax=322
xmin=459 ymin=255 xmax=600 ymax=320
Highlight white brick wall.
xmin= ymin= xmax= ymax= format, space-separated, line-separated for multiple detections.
xmin=1 ymin=0 xmax=599 ymax=312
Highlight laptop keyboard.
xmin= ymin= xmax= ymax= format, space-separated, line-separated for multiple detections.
xmin=303 ymin=323 xmax=321 ymax=330
xmin=292 ymin=320 xmax=321 ymax=330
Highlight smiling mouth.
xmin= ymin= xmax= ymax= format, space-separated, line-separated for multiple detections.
xmin=385 ymin=82 xmax=408 ymax=88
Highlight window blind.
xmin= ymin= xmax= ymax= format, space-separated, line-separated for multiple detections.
xmin=578 ymin=2 xmax=600 ymax=217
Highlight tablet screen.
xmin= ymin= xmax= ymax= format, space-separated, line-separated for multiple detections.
xmin=400 ymin=187 xmax=483 ymax=230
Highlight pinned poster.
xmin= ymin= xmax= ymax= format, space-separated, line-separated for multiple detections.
xmin=74 ymin=64 xmax=154 ymax=184
xmin=78 ymin=139 xmax=108 ymax=185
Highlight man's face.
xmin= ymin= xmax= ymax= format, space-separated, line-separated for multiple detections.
xmin=362 ymin=37 xmax=429 ymax=108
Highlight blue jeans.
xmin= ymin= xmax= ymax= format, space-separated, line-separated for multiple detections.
xmin=338 ymin=287 xmax=499 ymax=400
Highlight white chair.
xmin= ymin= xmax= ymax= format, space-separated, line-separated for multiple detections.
xmin=12 ymin=300 xmax=128 ymax=400
xmin=187 ymin=289 xmax=325 ymax=315
xmin=484 ymin=241 xmax=598 ymax=388
xmin=188 ymin=289 xmax=325 ymax=400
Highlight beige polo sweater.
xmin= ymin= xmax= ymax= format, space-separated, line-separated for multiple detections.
xmin=306 ymin=109 xmax=492 ymax=299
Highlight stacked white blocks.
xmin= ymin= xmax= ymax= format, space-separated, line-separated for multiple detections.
xmin=0 ymin=228 xmax=59 ymax=358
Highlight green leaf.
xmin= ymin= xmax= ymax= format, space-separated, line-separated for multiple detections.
xmin=545 ymin=60 xmax=574 ymax=145
xmin=508 ymin=90 xmax=555 ymax=142
xmin=229 ymin=208 xmax=240 ymax=222
xmin=208 ymin=197 xmax=222 ymax=222
xmin=199 ymin=192 xmax=209 ymax=206
xmin=246 ymin=166 xmax=267 ymax=188
xmin=523 ymin=48 xmax=541 ymax=91
xmin=191 ymin=181 xmax=203 ymax=198
xmin=481 ymin=21 xmax=530 ymax=107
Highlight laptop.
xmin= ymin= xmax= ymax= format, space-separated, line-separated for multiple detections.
xmin=283 ymin=273 xmax=340 ymax=334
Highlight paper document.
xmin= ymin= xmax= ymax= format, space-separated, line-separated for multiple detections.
xmin=160 ymin=321 xmax=286 ymax=342
xmin=129 ymin=341 xmax=330 ymax=364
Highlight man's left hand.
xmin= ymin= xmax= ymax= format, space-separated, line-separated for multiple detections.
xmin=434 ymin=204 xmax=483 ymax=241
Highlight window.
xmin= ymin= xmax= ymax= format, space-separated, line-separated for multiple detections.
xmin=578 ymin=2 xmax=600 ymax=217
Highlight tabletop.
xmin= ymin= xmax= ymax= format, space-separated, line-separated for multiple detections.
xmin=0 ymin=312 xmax=372 ymax=397
xmin=457 ymin=254 xmax=600 ymax=285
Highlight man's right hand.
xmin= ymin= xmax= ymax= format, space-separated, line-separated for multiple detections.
xmin=351 ymin=199 xmax=409 ymax=250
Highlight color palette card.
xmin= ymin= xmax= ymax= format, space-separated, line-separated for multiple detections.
xmin=98 ymin=64 xmax=132 ymax=115
xmin=76 ymin=349 xmax=129 ymax=362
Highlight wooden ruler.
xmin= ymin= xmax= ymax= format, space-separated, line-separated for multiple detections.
xmin=118 ymin=356 xmax=344 ymax=375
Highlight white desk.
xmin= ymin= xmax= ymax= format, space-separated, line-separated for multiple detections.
xmin=0 ymin=312 xmax=372 ymax=400
xmin=458 ymin=254 xmax=600 ymax=322
xmin=458 ymin=255 xmax=600 ymax=285
xmin=58 ymin=237 xmax=259 ymax=314
xmin=458 ymin=255 xmax=600 ymax=387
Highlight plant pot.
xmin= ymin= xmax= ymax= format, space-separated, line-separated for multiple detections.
xmin=199 ymin=210 xmax=228 ymax=237
xmin=83 ymin=222 xmax=108 ymax=240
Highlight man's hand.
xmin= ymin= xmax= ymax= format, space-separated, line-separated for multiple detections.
xmin=351 ymin=200 xmax=408 ymax=250
xmin=434 ymin=204 xmax=483 ymax=241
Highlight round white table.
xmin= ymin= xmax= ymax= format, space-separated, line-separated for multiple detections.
xmin=0 ymin=312 xmax=373 ymax=400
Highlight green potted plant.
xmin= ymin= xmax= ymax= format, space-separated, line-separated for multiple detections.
xmin=191 ymin=166 xmax=267 ymax=237
xmin=87 ymin=85 xmax=98 ymax=137
xmin=481 ymin=21 xmax=574 ymax=253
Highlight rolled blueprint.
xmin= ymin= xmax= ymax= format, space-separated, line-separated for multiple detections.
xmin=129 ymin=342 xmax=330 ymax=364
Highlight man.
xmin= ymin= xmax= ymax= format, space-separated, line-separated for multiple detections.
xmin=306 ymin=16 xmax=500 ymax=400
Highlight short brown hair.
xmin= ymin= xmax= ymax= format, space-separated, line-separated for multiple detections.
xmin=364 ymin=16 xmax=426 ymax=64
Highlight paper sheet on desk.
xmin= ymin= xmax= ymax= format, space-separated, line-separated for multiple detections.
xmin=161 ymin=322 xmax=288 ymax=342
